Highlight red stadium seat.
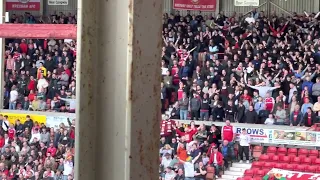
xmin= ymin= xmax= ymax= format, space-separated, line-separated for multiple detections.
xmin=271 ymin=155 xmax=279 ymax=162
xmin=306 ymin=165 xmax=317 ymax=173
xmin=267 ymin=146 xmax=277 ymax=155
xmin=244 ymin=169 xmax=253 ymax=177
xmin=256 ymin=170 xmax=265 ymax=177
xmin=310 ymin=156 xmax=317 ymax=163
xmin=284 ymin=164 xmax=296 ymax=171
xmin=302 ymin=157 xmax=312 ymax=165
xmin=251 ymin=168 xmax=260 ymax=175
xmin=274 ymin=163 xmax=283 ymax=169
xmin=277 ymin=147 xmax=287 ymax=155
xmin=253 ymin=146 xmax=263 ymax=160
xmin=300 ymin=155 xmax=307 ymax=160
xmin=288 ymin=148 xmax=298 ymax=156
xmin=253 ymin=178 xmax=261 ymax=180
xmin=259 ymin=154 xmax=269 ymax=162
xmin=263 ymin=162 xmax=274 ymax=169
xmin=299 ymin=148 xmax=309 ymax=156
xmin=262 ymin=169 xmax=270 ymax=175
xmin=279 ymin=156 xmax=290 ymax=164
xmin=252 ymin=161 xmax=263 ymax=168
xmin=316 ymin=166 xmax=320 ymax=173
xmin=296 ymin=164 xmax=306 ymax=172
xmin=243 ymin=177 xmax=252 ymax=180
xmin=309 ymin=150 xmax=319 ymax=158
xmin=292 ymin=157 xmax=301 ymax=164
xmin=288 ymin=154 xmax=297 ymax=161
xmin=315 ymin=158 xmax=320 ymax=166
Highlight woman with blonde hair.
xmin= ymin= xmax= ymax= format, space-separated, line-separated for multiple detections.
xmin=159 ymin=144 xmax=173 ymax=157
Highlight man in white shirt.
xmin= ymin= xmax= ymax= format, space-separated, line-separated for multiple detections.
xmin=161 ymin=153 xmax=172 ymax=169
xmin=239 ymin=128 xmax=251 ymax=163
xmin=9 ymin=86 xmax=18 ymax=110
xmin=63 ymin=156 xmax=74 ymax=178
xmin=164 ymin=166 xmax=176 ymax=180
xmin=179 ymin=152 xmax=201 ymax=180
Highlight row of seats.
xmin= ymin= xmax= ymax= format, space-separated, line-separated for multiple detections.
xmin=265 ymin=146 xmax=319 ymax=157
xmin=237 ymin=177 xmax=261 ymax=180
xmin=244 ymin=146 xmax=320 ymax=179
xmin=258 ymin=154 xmax=320 ymax=164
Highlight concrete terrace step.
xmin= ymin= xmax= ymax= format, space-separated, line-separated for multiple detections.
xmin=224 ymin=171 xmax=244 ymax=176
xmin=221 ymin=174 xmax=242 ymax=179
xmin=229 ymin=166 xmax=247 ymax=173
xmin=232 ymin=162 xmax=252 ymax=169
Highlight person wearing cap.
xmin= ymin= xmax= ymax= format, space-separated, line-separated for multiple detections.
xmin=208 ymin=146 xmax=223 ymax=178
xmin=238 ymin=128 xmax=251 ymax=163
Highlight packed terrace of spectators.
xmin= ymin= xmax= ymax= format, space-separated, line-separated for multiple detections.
xmin=5 ymin=12 xmax=77 ymax=113
xmin=160 ymin=9 xmax=320 ymax=179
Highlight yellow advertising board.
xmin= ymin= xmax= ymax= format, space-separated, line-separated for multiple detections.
xmin=0 ymin=113 xmax=46 ymax=125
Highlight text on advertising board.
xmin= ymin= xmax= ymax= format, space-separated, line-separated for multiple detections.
xmin=236 ymin=127 xmax=265 ymax=136
xmin=48 ymin=0 xmax=68 ymax=5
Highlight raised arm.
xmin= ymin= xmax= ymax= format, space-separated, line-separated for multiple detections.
xmin=188 ymin=46 xmax=197 ymax=54
xmin=192 ymin=152 xmax=202 ymax=164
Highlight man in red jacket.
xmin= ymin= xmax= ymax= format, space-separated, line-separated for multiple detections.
xmin=208 ymin=146 xmax=224 ymax=178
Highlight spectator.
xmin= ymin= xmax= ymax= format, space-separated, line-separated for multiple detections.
xmin=179 ymin=153 xmax=201 ymax=180
xmin=9 ymin=86 xmax=18 ymax=110
xmin=190 ymin=93 xmax=201 ymax=120
xmin=290 ymin=105 xmax=303 ymax=126
xmin=274 ymin=105 xmax=287 ymax=125
xmin=245 ymin=105 xmax=258 ymax=123
xmin=264 ymin=114 xmax=275 ymax=125
xmin=208 ymin=146 xmax=223 ymax=178
xmin=178 ymin=92 xmax=189 ymax=120
xmin=302 ymin=107 xmax=317 ymax=127
xmin=238 ymin=128 xmax=251 ymax=163
xmin=220 ymin=140 xmax=232 ymax=170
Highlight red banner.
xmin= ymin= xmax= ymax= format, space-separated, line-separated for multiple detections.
xmin=173 ymin=0 xmax=216 ymax=11
xmin=6 ymin=0 xmax=41 ymax=11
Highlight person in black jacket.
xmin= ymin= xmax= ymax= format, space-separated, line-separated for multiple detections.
xmin=24 ymin=115 xmax=34 ymax=130
xmin=15 ymin=119 xmax=24 ymax=136
xmin=302 ymin=107 xmax=316 ymax=127
xmin=258 ymin=106 xmax=270 ymax=124
xmin=207 ymin=125 xmax=220 ymax=146
xmin=236 ymin=101 xmax=245 ymax=123
xmin=170 ymin=102 xmax=180 ymax=119
xmin=225 ymin=100 xmax=236 ymax=122
xmin=245 ymin=105 xmax=258 ymax=124
xmin=200 ymin=93 xmax=210 ymax=121
xmin=212 ymin=102 xmax=225 ymax=121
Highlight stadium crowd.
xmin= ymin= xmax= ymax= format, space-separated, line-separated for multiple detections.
xmin=160 ymin=9 xmax=320 ymax=179
xmin=4 ymin=12 xmax=77 ymax=113
xmin=0 ymin=114 xmax=75 ymax=180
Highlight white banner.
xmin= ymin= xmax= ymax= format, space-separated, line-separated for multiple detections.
xmin=46 ymin=116 xmax=70 ymax=130
xmin=48 ymin=0 xmax=68 ymax=5
xmin=230 ymin=125 xmax=320 ymax=146
xmin=234 ymin=0 xmax=259 ymax=6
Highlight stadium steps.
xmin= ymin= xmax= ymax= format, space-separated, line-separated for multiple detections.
xmin=218 ymin=162 xmax=252 ymax=180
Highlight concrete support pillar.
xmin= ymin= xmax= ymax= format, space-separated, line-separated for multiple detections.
xmin=76 ymin=0 xmax=162 ymax=179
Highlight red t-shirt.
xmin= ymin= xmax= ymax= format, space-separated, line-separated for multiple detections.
xmin=8 ymin=128 xmax=15 ymax=140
